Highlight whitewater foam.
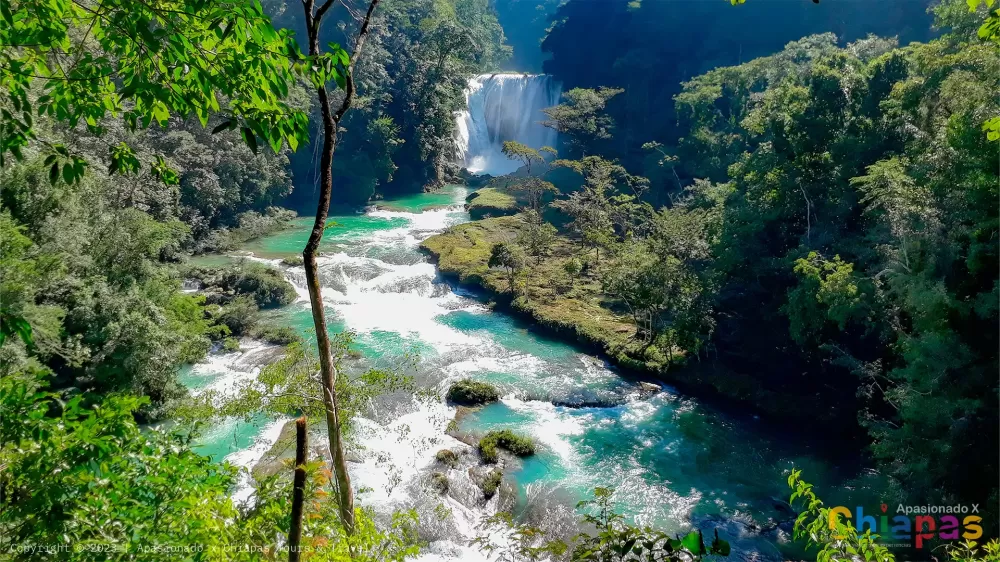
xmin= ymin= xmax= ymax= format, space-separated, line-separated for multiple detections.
xmin=454 ymin=74 xmax=561 ymax=176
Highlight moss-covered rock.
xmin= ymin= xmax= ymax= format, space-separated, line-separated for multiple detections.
xmin=280 ymin=255 xmax=304 ymax=267
xmin=446 ymin=379 xmax=500 ymax=406
xmin=478 ymin=429 xmax=535 ymax=463
xmin=466 ymin=188 xmax=519 ymax=220
xmin=430 ymin=471 xmax=449 ymax=494
xmin=435 ymin=449 xmax=459 ymax=467
xmin=480 ymin=469 xmax=503 ymax=499
xmin=250 ymin=323 xmax=301 ymax=345
xmin=188 ymin=261 xmax=296 ymax=309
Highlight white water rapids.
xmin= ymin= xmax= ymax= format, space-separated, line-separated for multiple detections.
xmin=176 ymin=72 xmax=817 ymax=558
xmin=182 ymin=196 xmax=565 ymax=561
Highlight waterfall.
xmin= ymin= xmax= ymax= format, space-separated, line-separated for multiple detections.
xmin=454 ymin=73 xmax=562 ymax=176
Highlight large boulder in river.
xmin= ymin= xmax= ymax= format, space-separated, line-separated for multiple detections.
xmin=446 ymin=379 xmax=500 ymax=406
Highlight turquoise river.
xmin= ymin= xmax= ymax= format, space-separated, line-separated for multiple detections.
xmin=179 ymin=185 xmax=863 ymax=561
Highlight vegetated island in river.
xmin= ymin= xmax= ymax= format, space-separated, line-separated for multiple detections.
xmin=421 ymin=189 xmax=835 ymax=425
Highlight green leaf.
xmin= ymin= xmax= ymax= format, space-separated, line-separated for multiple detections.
xmin=49 ymin=163 xmax=59 ymax=185
xmin=1 ymin=313 xmax=33 ymax=349
xmin=242 ymin=127 xmax=258 ymax=154
xmin=212 ymin=119 xmax=234 ymax=134
xmin=681 ymin=531 xmax=703 ymax=555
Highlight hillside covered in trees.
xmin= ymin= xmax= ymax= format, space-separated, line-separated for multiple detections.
xmin=1 ymin=0 xmax=998 ymax=560
xmin=425 ymin=0 xmax=1000 ymax=539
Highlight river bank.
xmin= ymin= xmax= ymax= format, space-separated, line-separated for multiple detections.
xmin=420 ymin=214 xmax=840 ymax=427
xmin=175 ymin=185 xmax=865 ymax=562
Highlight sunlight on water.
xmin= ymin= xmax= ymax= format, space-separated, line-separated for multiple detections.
xmin=180 ymin=185 xmax=843 ymax=560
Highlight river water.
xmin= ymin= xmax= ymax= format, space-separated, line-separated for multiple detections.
xmin=179 ymin=185 xmax=850 ymax=560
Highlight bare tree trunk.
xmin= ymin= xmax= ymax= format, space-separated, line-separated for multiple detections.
xmin=799 ymin=183 xmax=812 ymax=245
xmin=288 ymin=417 xmax=308 ymax=562
xmin=300 ymin=0 xmax=381 ymax=536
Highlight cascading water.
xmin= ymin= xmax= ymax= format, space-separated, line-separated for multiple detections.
xmin=455 ymin=73 xmax=562 ymax=176
xmin=181 ymin=186 xmax=844 ymax=561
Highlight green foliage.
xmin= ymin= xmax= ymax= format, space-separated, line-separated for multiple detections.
xmin=281 ymin=255 xmax=305 ymax=267
xmin=478 ymin=429 xmax=535 ymax=463
xmin=946 ymin=538 xmax=1000 ymax=562
xmin=508 ymin=177 xmax=559 ymax=213
xmin=501 ymin=141 xmax=544 ymax=173
xmin=787 ymin=470 xmax=894 ymax=562
xmin=563 ymin=257 xmax=583 ymax=277
xmin=571 ymin=487 xmax=730 ymax=561
xmin=196 ymin=335 xmax=415 ymax=440
xmin=785 ymin=252 xmax=868 ymax=346
xmin=480 ymin=469 xmax=504 ymax=499
xmin=0 ymin=191 xmax=219 ymax=413
xmin=435 ymin=448 xmax=459 ymax=467
xmin=473 ymin=511 xmax=566 ymax=561
xmin=303 ymin=0 xmax=510 ymax=200
xmin=214 ymin=294 xmax=260 ymax=337
xmin=446 ymin=378 xmax=500 ymax=405
xmin=1 ymin=0 xmax=314 ymax=177
xmin=601 ymin=233 xmax=712 ymax=358
xmin=467 ymin=187 xmax=520 ymax=219
xmin=250 ymin=323 xmax=302 ymax=345
xmin=189 ymin=261 xmax=297 ymax=309
xmin=0 ymin=375 xmax=238 ymax=557
xmin=667 ymin=15 xmax=999 ymax=510
xmin=542 ymin=88 xmax=624 ymax=157
xmin=421 ymin=215 xmax=670 ymax=373
xmin=552 ymin=156 xmax=650 ymax=262
xmin=488 ymin=241 xmax=527 ymax=292
xmin=517 ymin=210 xmax=558 ymax=264
xmin=0 ymin=372 xmax=425 ymax=560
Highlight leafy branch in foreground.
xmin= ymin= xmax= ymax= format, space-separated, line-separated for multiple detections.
xmin=788 ymin=470 xmax=1000 ymax=562
xmin=1 ymin=0 xmax=311 ymax=183
xmin=787 ymin=470 xmax=894 ymax=562
xmin=181 ymin=334 xmax=417 ymax=443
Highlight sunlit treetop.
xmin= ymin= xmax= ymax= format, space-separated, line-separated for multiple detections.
xmin=0 ymin=0 xmax=350 ymax=184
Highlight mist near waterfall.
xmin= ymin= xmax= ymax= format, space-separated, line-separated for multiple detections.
xmin=454 ymin=73 xmax=561 ymax=176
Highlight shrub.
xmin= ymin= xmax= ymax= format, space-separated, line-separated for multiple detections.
xmin=478 ymin=430 xmax=535 ymax=464
xmin=250 ymin=324 xmax=300 ymax=345
xmin=222 ymin=264 xmax=296 ymax=309
xmin=563 ymin=257 xmax=582 ymax=277
xmin=481 ymin=469 xmax=503 ymax=499
xmin=190 ymin=261 xmax=296 ymax=309
xmin=280 ymin=255 xmax=304 ymax=267
xmin=216 ymin=295 xmax=260 ymax=336
xmin=430 ymin=472 xmax=449 ymax=494
xmin=221 ymin=337 xmax=241 ymax=353
xmin=435 ymin=449 xmax=458 ymax=468
xmin=446 ymin=379 xmax=500 ymax=406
